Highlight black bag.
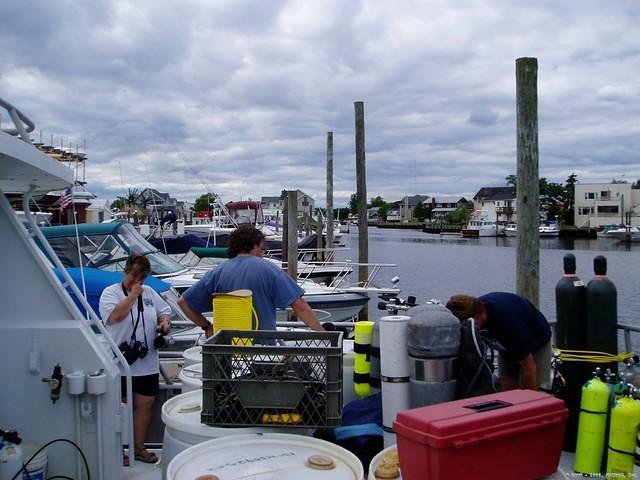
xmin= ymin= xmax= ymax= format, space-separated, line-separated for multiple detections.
xmin=455 ymin=318 xmax=499 ymax=399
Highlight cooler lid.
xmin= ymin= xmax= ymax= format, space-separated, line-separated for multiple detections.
xmin=394 ymin=390 xmax=567 ymax=448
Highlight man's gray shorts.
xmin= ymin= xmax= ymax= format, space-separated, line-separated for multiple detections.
xmin=497 ymin=340 xmax=552 ymax=390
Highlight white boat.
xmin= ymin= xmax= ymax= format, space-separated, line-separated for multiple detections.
xmin=462 ymin=211 xmax=505 ymax=237
xmin=539 ymin=223 xmax=560 ymax=237
xmin=504 ymin=223 xmax=517 ymax=237
xmin=605 ymin=225 xmax=640 ymax=242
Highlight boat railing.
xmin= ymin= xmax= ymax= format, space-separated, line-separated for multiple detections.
xmin=0 ymin=97 xmax=35 ymax=142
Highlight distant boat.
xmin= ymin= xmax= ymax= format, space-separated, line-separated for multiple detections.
xmin=502 ymin=223 xmax=560 ymax=237
xmin=605 ymin=225 xmax=640 ymax=242
xmin=462 ymin=211 xmax=505 ymax=237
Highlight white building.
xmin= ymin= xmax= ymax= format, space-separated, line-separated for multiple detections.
xmin=574 ymin=183 xmax=640 ymax=228
xmin=472 ymin=187 xmax=517 ymax=223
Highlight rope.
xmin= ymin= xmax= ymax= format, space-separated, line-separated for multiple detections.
xmin=554 ymin=347 xmax=634 ymax=364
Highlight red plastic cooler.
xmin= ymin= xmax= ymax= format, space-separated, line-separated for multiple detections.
xmin=393 ymin=389 xmax=568 ymax=480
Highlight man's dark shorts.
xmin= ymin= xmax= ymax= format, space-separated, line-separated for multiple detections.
xmin=121 ymin=373 xmax=159 ymax=397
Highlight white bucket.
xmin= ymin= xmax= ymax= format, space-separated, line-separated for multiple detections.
xmin=368 ymin=445 xmax=402 ymax=480
xmin=167 ymin=433 xmax=364 ymax=480
xmin=181 ymin=346 xmax=202 ymax=367
xmin=161 ymin=390 xmax=311 ymax=479
xmin=178 ymin=362 xmax=202 ymax=393
xmin=343 ymin=339 xmax=357 ymax=407
xmin=21 ymin=444 xmax=48 ymax=480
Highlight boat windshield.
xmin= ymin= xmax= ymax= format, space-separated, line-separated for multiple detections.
xmin=43 ymin=223 xmax=186 ymax=275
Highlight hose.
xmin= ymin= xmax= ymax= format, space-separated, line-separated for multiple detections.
xmin=554 ymin=348 xmax=634 ymax=364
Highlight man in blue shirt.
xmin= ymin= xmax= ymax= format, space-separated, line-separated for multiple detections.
xmin=446 ymin=292 xmax=551 ymax=391
xmin=178 ymin=225 xmax=324 ymax=335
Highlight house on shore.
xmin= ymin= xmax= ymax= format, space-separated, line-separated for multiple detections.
xmin=472 ymin=187 xmax=516 ymax=223
xmin=574 ymin=183 xmax=640 ymax=228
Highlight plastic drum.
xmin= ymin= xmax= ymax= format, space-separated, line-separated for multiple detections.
xmin=181 ymin=346 xmax=201 ymax=367
xmin=167 ymin=433 xmax=364 ymax=479
xmin=368 ymin=445 xmax=402 ymax=480
xmin=178 ymin=362 xmax=202 ymax=393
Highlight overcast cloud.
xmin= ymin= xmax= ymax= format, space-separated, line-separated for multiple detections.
xmin=1 ymin=0 xmax=638 ymax=206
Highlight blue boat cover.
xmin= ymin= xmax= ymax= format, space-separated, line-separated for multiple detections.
xmin=53 ymin=267 xmax=171 ymax=319
xmin=148 ymin=234 xmax=212 ymax=254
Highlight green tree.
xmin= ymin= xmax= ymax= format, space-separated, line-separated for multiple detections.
xmin=110 ymin=197 xmax=125 ymax=210
xmin=193 ymin=192 xmax=219 ymax=214
xmin=124 ymin=188 xmax=140 ymax=209
xmin=447 ymin=205 xmax=471 ymax=225
xmin=413 ymin=202 xmax=427 ymax=221
xmin=369 ymin=196 xmax=386 ymax=208
xmin=505 ymin=174 xmax=517 ymax=186
xmin=611 ymin=178 xmax=628 ymax=184
xmin=633 ymin=179 xmax=640 ymax=189
xmin=563 ymin=173 xmax=578 ymax=226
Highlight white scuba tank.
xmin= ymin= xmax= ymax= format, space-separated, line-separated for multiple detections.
xmin=0 ymin=441 xmax=23 ymax=480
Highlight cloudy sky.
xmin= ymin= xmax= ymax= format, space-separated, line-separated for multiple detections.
xmin=1 ymin=1 xmax=638 ymax=207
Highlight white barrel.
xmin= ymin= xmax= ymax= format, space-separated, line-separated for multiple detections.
xmin=368 ymin=444 xmax=402 ymax=480
xmin=21 ymin=444 xmax=48 ymax=480
xmin=379 ymin=315 xmax=411 ymax=447
xmin=178 ymin=362 xmax=202 ymax=393
xmin=161 ymin=390 xmax=310 ymax=479
xmin=167 ymin=433 xmax=364 ymax=480
xmin=181 ymin=346 xmax=202 ymax=367
xmin=343 ymin=339 xmax=357 ymax=407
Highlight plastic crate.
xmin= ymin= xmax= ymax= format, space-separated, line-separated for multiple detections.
xmin=201 ymin=329 xmax=343 ymax=428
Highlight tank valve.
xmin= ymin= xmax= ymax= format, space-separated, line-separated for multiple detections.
xmin=41 ymin=364 xmax=64 ymax=403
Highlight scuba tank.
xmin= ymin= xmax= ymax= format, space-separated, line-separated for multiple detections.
xmin=353 ymin=321 xmax=375 ymax=398
xmin=554 ymin=253 xmax=587 ymax=452
xmin=574 ymin=371 xmax=611 ymax=475
xmin=606 ymin=389 xmax=640 ymax=476
xmin=0 ymin=430 xmax=23 ymax=480
xmin=585 ymin=255 xmax=618 ymax=374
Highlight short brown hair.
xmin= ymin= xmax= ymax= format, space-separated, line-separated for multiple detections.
xmin=228 ymin=225 xmax=264 ymax=258
xmin=446 ymin=294 xmax=484 ymax=320
xmin=124 ymin=255 xmax=151 ymax=276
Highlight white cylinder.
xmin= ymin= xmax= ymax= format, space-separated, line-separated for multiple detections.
xmin=381 ymin=381 xmax=410 ymax=447
xmin=161 ymin=390 xmax=311 ymax=479
xmin=342 ymin=340 xmax=357 ymax=407
xmin=182 ymin=346 xmax=202 ymax=367
xmin=178 ymin=363 xmax=202 ymax=393
xmin=379 ymin=316 xmax=410 ymax=378
xmin=86 ymin=371 xmax=107 ymax=395
xmin=167 ymin=433 xmax=364 ymax=480
xmin=66 ymin=371 xmax=86 ymax=395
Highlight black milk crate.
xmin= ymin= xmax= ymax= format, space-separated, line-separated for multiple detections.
xmin=201 ymin=329 xmax=343 ymax=428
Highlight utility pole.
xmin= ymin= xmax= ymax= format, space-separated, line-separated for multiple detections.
xmin=355 ymin=101 xmax=368 ymax=319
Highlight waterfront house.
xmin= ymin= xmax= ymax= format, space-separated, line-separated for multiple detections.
xmin=398 ymin=194 xmax=430 ymax=221
xmin=259 ymin=190 xmax=315 ymax=220
xmin=574 ymin=183 xmax=640 ymax=228
xmin=472 ymin=187 xmax=517 ymax=223
xmin=425 ymin=196 xmax=471 ymax=221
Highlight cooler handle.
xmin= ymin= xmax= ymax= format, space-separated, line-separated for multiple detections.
xmin=452 ymin=416 xmax=563 ymax=448
xmin=464 ymin=400 xmax=511 ymax=413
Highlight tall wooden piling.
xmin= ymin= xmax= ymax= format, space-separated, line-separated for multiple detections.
xmin=355 ymin=101 xmax=368 ymax=319
xmin=326 ymin=132 xmax=334 ymax=251
xmin=516 ymin=57 xmax=540 ymax=306
xmin=286 ymin=190 xmax=298 ymax=280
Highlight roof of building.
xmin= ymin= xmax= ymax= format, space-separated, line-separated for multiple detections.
xmin=399 ymin=194 xmax=429 ymax=206
xmin=426 ymin=196 xmax=468 ymax=204
xmin=474 ymin=186 xmax=515 ymax=201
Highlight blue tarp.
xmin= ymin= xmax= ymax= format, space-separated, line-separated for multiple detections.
xmin=53 ymin=267 xmax=171 ymax=318
xmin=148 ymin=234 xmax=212 ymax=254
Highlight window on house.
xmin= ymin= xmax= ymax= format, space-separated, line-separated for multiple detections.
xmin=601 ymin=191 xmax=610 ymax=200
xmin=597 ymin=205 xmax=619 ymax=214
xmin=586 ymin=192 xmax=595 ymax=199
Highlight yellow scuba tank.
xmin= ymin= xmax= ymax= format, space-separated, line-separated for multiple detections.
xmin=574 ymin=374 xmax=611 ymax=474
xmin=606 ymin=395 xmax=640 ymax=476
xmin=353 ymin=321 xmax=375 ymax=398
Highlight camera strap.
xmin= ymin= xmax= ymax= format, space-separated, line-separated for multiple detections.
xmin=121 ymin=282 xmax=149 ymax=349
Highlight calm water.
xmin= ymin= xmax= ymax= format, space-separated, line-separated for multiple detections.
xmin=334 ymin=228 xmax=639 ymax=332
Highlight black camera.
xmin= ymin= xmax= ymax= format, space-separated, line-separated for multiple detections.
xmin=153 ymin=330 xmax=173 ymax=350
xmin=119 ymin=340 xmax=149 ymax=365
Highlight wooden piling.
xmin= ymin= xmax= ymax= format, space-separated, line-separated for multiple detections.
xmin=326 ymin=131 xmax=334 ymax=251
xmin=286 ymin=190 xmax=298 ymax=280
xmin=355 ymin=101 xmax=369 ymax=319
xmin=516 ymin=57 xmax=540 ymax=306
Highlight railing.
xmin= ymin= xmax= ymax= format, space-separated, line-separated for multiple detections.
xmin=548 ymin=319 xmax=639 ymax=354
xmin=0 ymin=97 xmax=35 ymax=142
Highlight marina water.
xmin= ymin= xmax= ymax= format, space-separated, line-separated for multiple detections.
xmin=335 ymin=228 xmax=640 ymax=351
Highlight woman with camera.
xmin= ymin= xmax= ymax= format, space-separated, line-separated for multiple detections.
xmin=99 ymin=255 xmax=171 ymax=464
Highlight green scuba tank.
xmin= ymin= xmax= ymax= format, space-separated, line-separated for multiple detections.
xmin=555 ymin=253 xmax=587 ymax=452
xmin=574 ymin=373 xmax=611 ymax=475
xmin=585 ymin=255 xmax=618 ymax=373
xmin=606 ymin=395 xmax=640 ymax=476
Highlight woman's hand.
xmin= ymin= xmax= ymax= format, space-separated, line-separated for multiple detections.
xmin=158 ymin=315 xmax=171 ymax=335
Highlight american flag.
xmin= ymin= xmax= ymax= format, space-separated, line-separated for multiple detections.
xmin=60 ymin=187 xmax=73 ymax=210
